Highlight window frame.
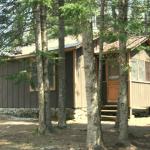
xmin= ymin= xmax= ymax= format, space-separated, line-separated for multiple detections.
xmin=29 ymin=58 xmax=56 ymax=92
xmin=108 ymin=59 xmax=119 ymax=80
xmin=130 ymin=58 xmax=150 ymax=83
xmin=145 ymin=61 xmax=150 ymax=81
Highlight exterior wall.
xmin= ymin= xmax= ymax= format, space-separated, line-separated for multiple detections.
xmin=0 ymin=59 xmax=39 ymax=108
xmin=74 ymin=48 xmax=87 ymax=108
xmin=0 ymin=51 xmax=74 ymax=109
xmin=130 ymin=50 xmax=150 ymax=108
xmin=130 ymin=82 xmax=150 ymax=108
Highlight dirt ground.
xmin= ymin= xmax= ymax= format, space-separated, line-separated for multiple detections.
xmin=0 ymin=117 xmax=149 ymax=150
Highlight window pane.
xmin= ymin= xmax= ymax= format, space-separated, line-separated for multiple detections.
xmin=145 ymin=62 xmax=150 ymax=81
xmin=138 ymin=60 xmax=145 ymax=81
xmin=30 ymin=60 xmax=38 ymax=90
xmin=131 ymin=59 xmax=138 ymax=81
xmin=108 ymin=60 xmax=119 ymax=79
xmin=30 ymin=59 xmax=56 ymax=91
xmin=48 ymin=60 xmax=56 ymax=90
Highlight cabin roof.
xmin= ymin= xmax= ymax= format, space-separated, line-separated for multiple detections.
xmin=20 ymin=36 xmax=81 ymax=55
xmin=0 ymin=36 xmax=82 ymax=58
xmin=94 ymin=36 xmax=148 ymax=54
xmin=1 ymin=35 xmax=148 ymax=59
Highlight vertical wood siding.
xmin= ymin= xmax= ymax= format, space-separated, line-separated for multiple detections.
xmin=0 ymin=59 xmax=53 ymax=108
xmin=0 ymin=52 xmax=74 ymax=108
xmin=130 ymin=82 xmax=150 ymax=108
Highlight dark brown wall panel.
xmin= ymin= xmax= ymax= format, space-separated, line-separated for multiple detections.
xmin=7 ymin=62 xmax=13 ymax=107
xmin=2 ymin=63 xmax=7 ymax=108
xmin=30 ymin=92 xmax=38 ymax=108
xmin=65 ymin=51 xmax=74 ymax=108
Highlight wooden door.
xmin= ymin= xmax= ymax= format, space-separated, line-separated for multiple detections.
xmin=106 ymin=60 xmax=119 ymax=103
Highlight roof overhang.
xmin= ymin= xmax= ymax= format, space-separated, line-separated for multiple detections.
xmin=94 ymin=36 xmax=148 ymax=55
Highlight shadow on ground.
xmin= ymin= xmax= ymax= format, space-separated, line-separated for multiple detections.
xmin=0 ymin=118 xmax=149 ymax=150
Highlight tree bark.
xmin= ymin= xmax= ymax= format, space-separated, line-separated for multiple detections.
xmin=33 ymin=3 xmax=46 ymax=134
xmin=58 ymin=0 xmax=66 ymax=128
xmin=144 ymin=0 xmax=150 ymax=35
xmin=97 ymin=0 xmax=106 ymax=148
xmin=40 ymin=3 xmax=52 ymax=130
xmin=82 ymin=21 xmax=104 ymax=150
xmin=98 ymin=0 xmax=105 ymax=107
xmin=117 ymin=0 xmax=129 ymax=145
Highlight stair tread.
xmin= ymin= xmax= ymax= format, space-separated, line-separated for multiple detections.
xmin=102 ymin=105 xmax=117 ymax=107
xmin=101 ymin=115 xmax=116 ymax=118
xmin=101 ymin=110 xmax=117 ymax=112
xmin=101 ymin=115 xmax=116 ymax=121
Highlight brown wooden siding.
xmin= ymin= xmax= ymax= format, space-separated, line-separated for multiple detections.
xmin=65 ymin=51 xmax=74 ymax=108
xmin=0 ymin=51 xmax=74 ymax=108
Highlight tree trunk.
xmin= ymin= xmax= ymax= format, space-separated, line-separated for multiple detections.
xmin=82 ymin=21 xmax=104 ymax=150
xmin=97 ymin=0 xmax=106 ymax=148
xmin=33 ymin=3 xmax=46 ymax=134
xmin=98 ymin=0 xmax=105 ymax=107
xmin=40 ymin=3 xmax=52 ymax=130
xmin=58 ymin=0 xmax=66 ymax=128
xmin=144 ymin=0 xmax=150 ymax=35
xmin=117 ymin=0 xmax=129 ymax=145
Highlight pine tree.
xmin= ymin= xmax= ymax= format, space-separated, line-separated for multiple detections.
xmin=33 ymin=2 xmax=46 ymax=134
xmin=40 ymin=1 xmax=52 ymax=130
xmin=82 ymin=20 xmax=104 ymax=150
xmin=117 ymin=0 xmax=129 ymax=145
xmin=58 ymin=0 xmax=67 ymax=128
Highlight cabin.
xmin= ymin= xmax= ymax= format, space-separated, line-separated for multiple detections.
xmin=94 ymin=36 xmax=150 ymax=118
xmin=0 ymin=36 xmax=149 ymax=119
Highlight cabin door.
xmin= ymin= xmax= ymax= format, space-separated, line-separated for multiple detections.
xmin=106 ymin=60 xmax=119 ymax=103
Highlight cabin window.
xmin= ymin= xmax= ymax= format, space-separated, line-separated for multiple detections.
xmin=131 ymin=60 xmax=138 ymax=81
xmin=131 ymin=59 xmax=150 ymax=82
xmin=30 ymin=58 xmax=56 ymax=91
xmin=138 ymin=60 xmax=145 ymax=81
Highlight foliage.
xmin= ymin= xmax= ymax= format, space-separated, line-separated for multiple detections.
xmin=5 ymin=70 xmax=30 ymax=84
xmin=62 ymin=0 xmax=98 ymax=33
xmin=0 ymin=0 xmax=34 ymax=51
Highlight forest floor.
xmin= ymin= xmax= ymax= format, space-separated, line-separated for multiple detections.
xmin=0 ymin=116 xmax=149 ymax=150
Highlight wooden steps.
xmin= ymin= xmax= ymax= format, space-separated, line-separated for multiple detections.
xmin=101 ymin=104 xmax=117 ymax=121
xmin=101 ymin=115 xmax=116 ymax=121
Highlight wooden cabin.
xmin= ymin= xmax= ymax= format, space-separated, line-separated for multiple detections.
xmin=0 ymin=36 xmax=150 ymax=118
xmin=0 ymin=37 xmax=81 ymax=117
xmin=94 ymin=36 xmax=150 ymax=117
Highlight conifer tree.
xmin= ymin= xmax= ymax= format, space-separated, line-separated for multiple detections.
xmin=58 ymin=0 xmax=67 ymax=128
xmin=117 ymin=0 xmax=129 ymax=145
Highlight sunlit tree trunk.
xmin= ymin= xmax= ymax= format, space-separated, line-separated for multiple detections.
xmin=117 ymin=0 xmax=129 ymax=145
xmin=82 ymin=21 xmax=104 ymax=150
xmin=33 ymin=3 xmax=46 ymax=134
xmin=40 ymin=3 xmax=52 ymax=130
xmin=58 ymin=0 xmax=67 ymax=128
